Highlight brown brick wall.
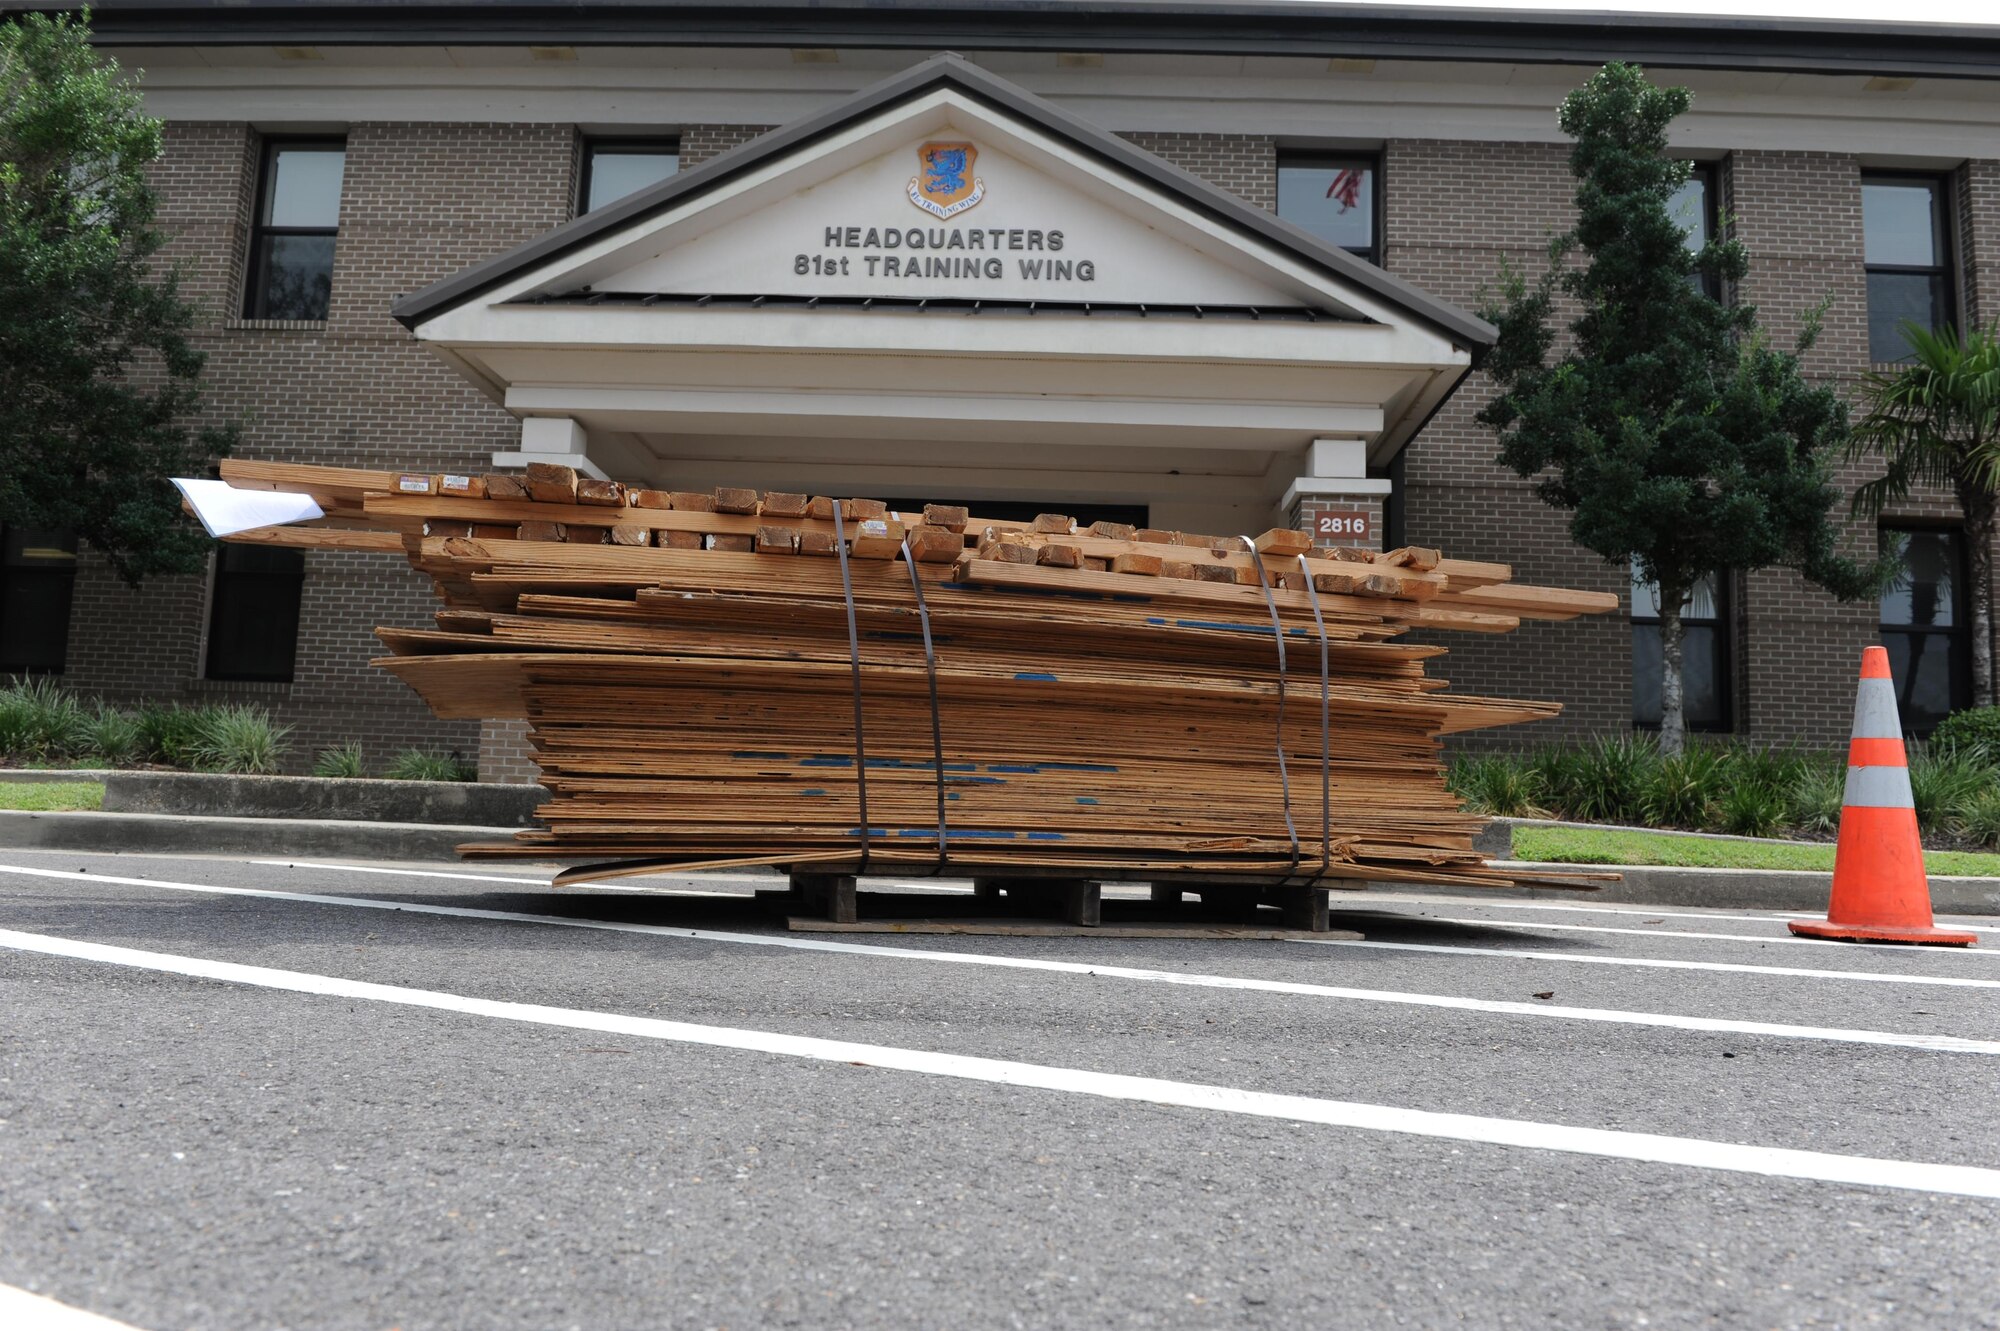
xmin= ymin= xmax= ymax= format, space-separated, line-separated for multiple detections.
xmin=62 ymin=121 xmax=585 ymax=775
xmin=1723 ymin=151 xmax=1879 ymax=743
xmin=1119 ymin=132 xmax=1277 ymax=211
xmin=477 ymin=720 xmax=541 ymax=785
xmin=1965 ymin=159 xmax=2000 ymax=691
xmin=680 ymin=124 xmax=777 ymax=169
xmin=1293 ymin=496 xmax=1385 ymax=552
xmin=1377 ymin=139 xmax=1631 ymax=747
xmin=58 ymin=110 xmax=2000 ymax=780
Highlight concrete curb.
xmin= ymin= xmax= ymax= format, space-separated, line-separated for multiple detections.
xmin=0 ymin=770 xmax=112 ymax=785
xmin=4 ymin=811 xmax=1995 ymax=915
xmin=1471 ymin=817 xmax=1828 ymax=857
xmin=1451 ymin=860 xmax=2000 ymax=916
xmin=0 ymin=810 xmax=521 ymax=862
xmin=101 ymin=771 xmax=546 ymax=827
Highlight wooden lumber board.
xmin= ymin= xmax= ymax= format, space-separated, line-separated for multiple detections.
xmin=360 ymin=492 xmax=1472 ymax=591
xmin=948 ymin=558 xmax=1522 ymax=633
xmin=198 ymin=460 xmax=1626 ymax=892
xmin=221 ymin=524 xmax=408 ymax=553
xmin=1434 ymin=582 xmax=1621 ymax=618
xmin=373 ymin=649 xmax=1556 ymax=731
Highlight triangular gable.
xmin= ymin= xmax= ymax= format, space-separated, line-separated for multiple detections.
xmin=392 ymin=53 xmax=1494 ymax=355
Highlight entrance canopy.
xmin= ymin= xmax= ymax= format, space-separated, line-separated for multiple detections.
xmin=393 ymin=53 xmax=1493 ymax=532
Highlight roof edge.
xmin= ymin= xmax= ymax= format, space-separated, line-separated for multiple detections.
xmin=389 ymin=51 xmax=1495 ymax=353
xmin=60 ymin=2 xmax=2000 ymax=82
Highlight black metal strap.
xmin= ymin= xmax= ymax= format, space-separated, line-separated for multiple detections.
xmin=1297 ymin=554 xmax=1334 ymax=882
xmin=832 ymin=504 xmax=870 ymax=874
xmin=901 ymin=537 xmax=949 ymax=874
xmin=1239 ymin=537 xmax=1299 ymax=881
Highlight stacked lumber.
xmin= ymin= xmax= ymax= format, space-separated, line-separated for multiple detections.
xmin=208 ymin=458 xmax=1617 ymax=889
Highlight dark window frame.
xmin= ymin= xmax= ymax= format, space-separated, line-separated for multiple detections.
xmin=1860 ymin=170 xmax=1957 ymax=364
xmin=204 ymin=544 xmax=306 ymax=684
xmin=1631 ymin=568 xmax=1734 ymax=734
xmin=577 ymin=136 xmax=682 ymax=217
xmin=1879 ymin=522 xmax=1970 ymax=737
xmin=0 ymin=525 xmax=79 ymax=676
xmin=1678 ymin=161 xmax=1722 ymax=302
xmin=1275 ymin=150 xmax=1384 ymax=266
xmin=242 ymin=135 xmax=346 ymax=320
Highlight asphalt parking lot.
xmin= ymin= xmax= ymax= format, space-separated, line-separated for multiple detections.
xmin=1 ymin=848 xmax=1996 ymax=1330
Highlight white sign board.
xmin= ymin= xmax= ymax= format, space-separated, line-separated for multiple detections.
xmin=599 ymin=136 xmax=1296 ymax=308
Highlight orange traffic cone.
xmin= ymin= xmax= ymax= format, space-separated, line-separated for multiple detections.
xmin=1790 ymin=646 xmax=1976 ymax=946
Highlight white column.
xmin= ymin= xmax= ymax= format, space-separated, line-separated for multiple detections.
xmin=1277 ymin=436 xmax=1391 ymax=520
xmin=491 ymin=416 xmax=609 ymax=480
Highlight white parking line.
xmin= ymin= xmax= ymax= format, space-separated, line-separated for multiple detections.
xmin=1374 ymin=895 xmax=2000 ymax=933
xmin=0 ymin=1283 xmax=150 ymax=1330
xmin=1436 ymin=916 xmax=2000 ymax=956
xmin=3 ymin=925 xmax=1997 ymax=1201
xmin=1301 ymin=938 xmax=2000 ymax=989
xmin=3 ymin=863 xmax=1993 ymax=1056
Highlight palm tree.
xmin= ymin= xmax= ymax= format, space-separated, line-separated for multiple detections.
xmin=1849 ymin=323 xmax=2000 ymax=711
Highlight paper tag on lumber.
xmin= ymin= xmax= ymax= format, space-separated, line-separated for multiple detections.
xmin=173 ymin=478 xmax=325 ymax=537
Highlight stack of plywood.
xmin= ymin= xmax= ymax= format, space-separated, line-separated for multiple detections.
xmin=210 ymin=458 xmax=1617 ymax=889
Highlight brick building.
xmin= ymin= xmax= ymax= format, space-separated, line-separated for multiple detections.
xmin=9 ymin=2 xmax=1999 ymax=780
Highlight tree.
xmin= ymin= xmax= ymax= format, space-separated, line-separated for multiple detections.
xmin=1849 ymin=322 xmax=2000 ymax=712
xmin=1477 ymin=62 xmax=1876 ymax=754
xmin=0 ymin=10 xmax=233 ymax=583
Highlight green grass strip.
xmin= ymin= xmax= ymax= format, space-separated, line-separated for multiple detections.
xmin=1511 ymin=825 xmax=2000 ymax=878
xmin=0 ymin=781 xmax=106 ymax=813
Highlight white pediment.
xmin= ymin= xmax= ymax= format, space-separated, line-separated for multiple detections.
xmin=397 ymin=59 xmax=1490 ymax=478
xmin=589 ymin=131 xmax=1301 ymax=308
xmin=478 ymin=86 xmax=1382 ymax=320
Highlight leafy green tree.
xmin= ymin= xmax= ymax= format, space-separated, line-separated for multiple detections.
xmin=1478 ymin=62 xmax=1875 ymax=754
xmin=0 ymin=10 xmax=232 ymax=582
xmin=1849 ymin=322 xmax=2000 ymax=710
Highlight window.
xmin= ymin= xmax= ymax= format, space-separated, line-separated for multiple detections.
xmin=1632 ymin=570 xmax=1731 ymax=731
xmin=1862 ymin=174 xmax=1954 ymax=363
xmin=0 ymin=527 xmax=78 ymax=675
xmin=579 ymin=139 xmax=680 ymax=215
xmin=1671 ymin=163 xmax=1720 ymax=300
xmin=206 ymin=545 xmax=305 ymax=683
xmin=1880 ymin=528 xmax=1967 ymax=736
xmin=244 ymin=139 xmax=345 ymax=320
xmin=1276 ymin=154 xmax=1379 ymax=265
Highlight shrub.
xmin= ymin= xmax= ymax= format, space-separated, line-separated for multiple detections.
xmin=1718 ymin=780 xmax=1788 ymax=838
xmin=0 ymin=688 xmax=35 ymax=758
xmin=84 ymin=705 xmax=142 ymax=767
xmin=1640 ymin=743 xmax=1730 ymax=829
xmin=1533 ymin=734 xmax=1656 ymax=824
xmin=1785 ymin=762 xmax=1846 ymax=838
xmin=0 ymin=676 xmax=89 ymax=761
xmin=134 ymin=703 xmax=207 ymax=767
xmin=312 ymin=742 xmax=366 ymax=779
xmin=185 ymin=705 xmax=292 ymax=774
xmin=1908 ymin=749 xmax=1988 ymax=836
xmin=1959 ymin=788 xmax=2000 ymax=849
xmin=1930 ymin=706 xmax=2000 ymax=769
xmin=385 ymin=749 xmax=474 ymax=782
xmin=1447 ymin=754 xmax=1545 ymax=817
